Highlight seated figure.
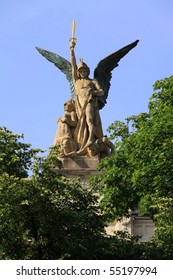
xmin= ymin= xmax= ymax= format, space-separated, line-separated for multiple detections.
xmin=54 ymin=100 xmax=77 ymax=156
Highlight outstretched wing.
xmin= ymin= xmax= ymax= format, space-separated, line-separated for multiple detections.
xmin=94 ymin=40 xmax=139 ymax=109
xmin=36 ymin=47 xmax=76 ymax=99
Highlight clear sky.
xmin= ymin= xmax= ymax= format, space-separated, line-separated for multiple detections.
xmin=1 ymin=0 xmax=173 ymax=151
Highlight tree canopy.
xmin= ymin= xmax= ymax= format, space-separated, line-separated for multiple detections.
xmin=0 ymin=129 xmax=145 ymax=260
xmin=0 ymin=127 xmax=38 ymax=178
xmin=0 ymin=129 xmax=107 ymax=259
xmin=91 ymin=75 xmax=173 ymax=259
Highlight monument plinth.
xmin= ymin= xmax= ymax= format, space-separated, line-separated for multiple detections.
xmin=53 ymin=156 xmax=103 ymax=183
xmin=60 ymin=155 xmax=99 ymax=170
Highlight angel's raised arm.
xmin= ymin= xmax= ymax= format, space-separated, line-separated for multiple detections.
xmin=69 ymin=39 xmax=78 ymax=82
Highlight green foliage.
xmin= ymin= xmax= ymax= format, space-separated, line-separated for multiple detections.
xmin=0 ymin=146 xmax=106 ymax=259
xmin=0 ymin=127 xmax=39 ymax=178
xmin=144 ymin=197 xmax=173 ymax=259
xmin=0 ymin=126 xmax=147 ymax=260
xmin=91 ymin=75 xmax=173 ymax=258
xmin=101 ymin=231 xmax=146 ymax=260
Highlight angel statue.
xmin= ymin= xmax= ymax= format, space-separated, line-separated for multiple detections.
xmin=36 ymin=20 xmax=139 ymax=158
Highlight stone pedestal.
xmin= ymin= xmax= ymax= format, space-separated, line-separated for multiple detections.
xmin=53 ymin=156 xmax=103 ymax=185
xmin=60 ymin=156 xmax=100 ymax=170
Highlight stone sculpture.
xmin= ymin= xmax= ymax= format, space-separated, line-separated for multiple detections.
xmin=36 ymin=20 xmax=139 ymax=158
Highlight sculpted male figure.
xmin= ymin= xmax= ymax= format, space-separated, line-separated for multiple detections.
xmin=70 ymin=40 xmax=104 ymax=154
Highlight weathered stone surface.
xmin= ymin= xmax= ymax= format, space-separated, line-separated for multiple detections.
xmin=60 ymin=156 xmax=100 ymax=170
xmin=53 ymin=156 xmax=103 ymax=183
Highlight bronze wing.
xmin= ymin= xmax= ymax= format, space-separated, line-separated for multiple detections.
xmin=36 ymin=47 xmax=76 ymax=99
xmin=94 ymin=40 xmax=139 ymax=109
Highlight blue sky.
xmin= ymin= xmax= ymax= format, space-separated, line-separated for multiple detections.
xmin=1 ymin=0 xmax=173 ymax=151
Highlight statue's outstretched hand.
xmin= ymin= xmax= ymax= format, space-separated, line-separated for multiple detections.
xmin=69 ymin=39 xmax=76 ymax=50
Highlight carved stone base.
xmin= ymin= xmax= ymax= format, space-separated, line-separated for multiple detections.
xmin=53 ymin=156 xmax=103 ymax=182
xmin=59 ymin=156 xmax=100 ymax=170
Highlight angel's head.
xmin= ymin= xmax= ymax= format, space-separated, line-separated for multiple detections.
xmin=77 ymin=58 xmax=90 ymax=78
